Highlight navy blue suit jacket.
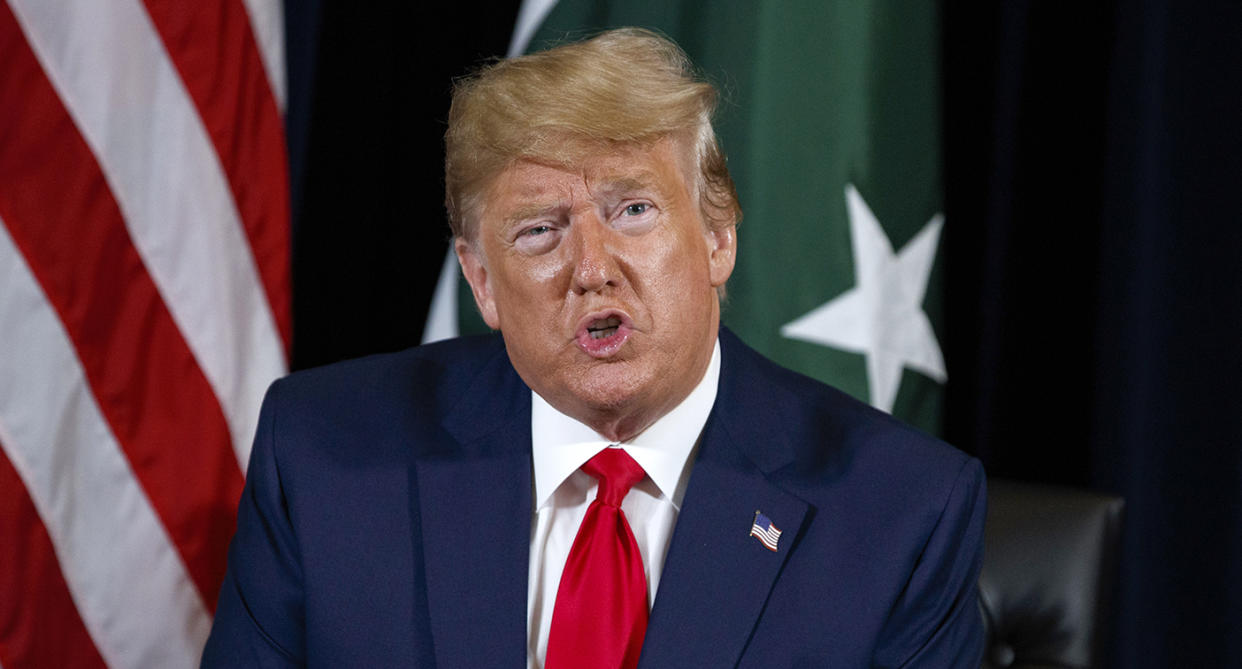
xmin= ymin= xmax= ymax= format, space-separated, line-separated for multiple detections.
xmin=202 ymin=329 xmax=985 ymax=667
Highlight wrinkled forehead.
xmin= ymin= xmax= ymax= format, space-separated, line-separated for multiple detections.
xmin=465 ymin=132 xmax=699 ymax=239
xmin=502 ymin=134 xmax=692 ymax=199
xmin=530 ymin=131 xmax=695 ymax=181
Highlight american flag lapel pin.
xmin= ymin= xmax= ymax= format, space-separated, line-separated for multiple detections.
xmin=749 ymin=510 xmax=782 ymax=552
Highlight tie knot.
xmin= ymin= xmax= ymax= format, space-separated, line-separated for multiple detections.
xmin=582 ymin=447 xmax=645 ymax=507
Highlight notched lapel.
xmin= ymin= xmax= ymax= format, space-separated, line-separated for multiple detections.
xmin=637 ymin=328 xmax=812 ymax=667
xmin=415 ymin=450 xmax=531 ymax=668
xmin=640 ymin=456 xmax=809 ymax=668
xmin=414 ymin=346 xmax=533 ymax=668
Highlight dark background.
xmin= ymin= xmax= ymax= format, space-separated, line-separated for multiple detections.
xmin=285 ymin=2 xmax=1242 ymax=667
xmin=285 ymin=1 xmax=521 ymax=370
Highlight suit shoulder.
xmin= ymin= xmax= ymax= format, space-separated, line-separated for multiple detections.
xmin=717 ymin=329 xmax=976 ymax=489
xmin=254 ymin=335 xmax=509 ymax=462
xmin=270 ymin=334 xmax=503 ymax=406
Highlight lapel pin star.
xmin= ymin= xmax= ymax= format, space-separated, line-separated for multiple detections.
xmin=749 ymin=510 xmax=782 ymax=552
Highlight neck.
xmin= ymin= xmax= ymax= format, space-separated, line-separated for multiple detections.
xmin=580 ymin=406 xmax=668 ymax=444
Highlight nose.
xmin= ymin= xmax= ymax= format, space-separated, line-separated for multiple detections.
xmin=570 ymin=217 xmax=620 ymax=294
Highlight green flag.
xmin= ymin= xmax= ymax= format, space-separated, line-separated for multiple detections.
xmin=456 ymin=1 xmax=946 ymax=434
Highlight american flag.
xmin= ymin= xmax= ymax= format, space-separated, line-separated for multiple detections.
xmin=0 ymin=1 xmax=288 ymax=666
xmin=750 ymin=511 xmax=782 ymax=552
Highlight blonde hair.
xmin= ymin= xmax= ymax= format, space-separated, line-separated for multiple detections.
xmin=444 ymin=27 xmax=741 ymax=239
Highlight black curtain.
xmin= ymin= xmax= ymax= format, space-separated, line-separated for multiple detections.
xmin=945 ymin=2 xmax=1242 ymax=667
xmin=285 ymin=1 xmax=520 ymax=370
xmin=286 ymin=3 xmax=1242 ymax=667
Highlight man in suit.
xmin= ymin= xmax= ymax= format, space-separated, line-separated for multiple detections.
xmin=203 ymin=28 xmax=985 ymax=668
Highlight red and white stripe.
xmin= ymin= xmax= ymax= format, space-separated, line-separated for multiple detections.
xmin=0 ymin=1 xmax=288 ymax=667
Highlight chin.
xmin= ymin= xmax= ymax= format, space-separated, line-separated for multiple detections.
xmin=565 ymin=363 xmax=650 ymax=413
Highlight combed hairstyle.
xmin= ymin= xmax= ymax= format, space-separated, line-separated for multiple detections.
xmin=444 ymin=27 xmax=741 ymax=240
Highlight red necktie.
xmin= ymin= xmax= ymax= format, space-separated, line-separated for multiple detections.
xmin=545 ymin=447 xmax=649 ymax=669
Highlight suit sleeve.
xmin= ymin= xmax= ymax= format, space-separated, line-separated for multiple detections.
xmin=201 ymin=379 xmax=307 ymax=667
xmin=874 ymin=456 xmax=988 ymax=668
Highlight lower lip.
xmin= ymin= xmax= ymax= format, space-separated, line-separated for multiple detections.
xmin=576 ymin=324 xmax=632 ymax=358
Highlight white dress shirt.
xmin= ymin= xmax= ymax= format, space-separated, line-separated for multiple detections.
xmin=526 ymin=339 xmax=721 ymax=668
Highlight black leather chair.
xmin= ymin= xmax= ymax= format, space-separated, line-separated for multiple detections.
xmin=979 ymin=479 xmax=1125 ymax=669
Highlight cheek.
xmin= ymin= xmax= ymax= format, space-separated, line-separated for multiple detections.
xmin=491 ymin=256 xmax=571 ymax=319
xmin=635 ymin=238 xmax=713 ymax=309
xmin=526 ymin=256 xmax=570 ymax=284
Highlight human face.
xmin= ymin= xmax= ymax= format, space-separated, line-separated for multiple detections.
xmin=456 ymin=136 xmax=736 ymax=441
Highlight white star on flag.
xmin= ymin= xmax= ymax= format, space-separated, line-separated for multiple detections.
xmin=781 ymin=183 xmax=946 ymax=413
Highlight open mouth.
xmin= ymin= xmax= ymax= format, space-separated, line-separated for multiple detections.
xmin=576 ymin=311 xmax=632 ymax=358
xmin=587 ymin=316 xmax=621 ymax=340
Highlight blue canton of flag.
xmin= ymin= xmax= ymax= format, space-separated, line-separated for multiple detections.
xmin=750 ymin=511 xmax=782 ymax=552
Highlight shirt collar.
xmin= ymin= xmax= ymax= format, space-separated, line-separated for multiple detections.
xmin=531 ymin=338 xmax=721 ymax=511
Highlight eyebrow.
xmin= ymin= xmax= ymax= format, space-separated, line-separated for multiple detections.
xmin=503 ymin=202 xmax=564 ymax=225
xmin=591 ymin=173 xmax=663 ymax=198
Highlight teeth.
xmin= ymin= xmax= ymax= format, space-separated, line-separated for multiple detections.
xmin=587 ymin=316 xmax=622 ymax=340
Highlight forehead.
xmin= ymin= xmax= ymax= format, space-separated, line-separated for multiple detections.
xmin=481 ymin=136 xmax=697 ymax=220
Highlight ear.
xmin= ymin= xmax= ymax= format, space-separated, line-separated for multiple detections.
xmin=706 ymin=223 xmax=737 ymax=287
xmin=455 ymin=238 xmax=501 ymax=329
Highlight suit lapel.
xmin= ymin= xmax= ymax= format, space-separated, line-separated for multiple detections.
xmin=415 ymin=451 xmax=531 ymax=668
xmin=639 ymin=438 xmax=808 ymax=667
xmin=413 ymin=341 xmax=533 ymax=668
xmin=640 ymin=330 xmax=811 ymax=667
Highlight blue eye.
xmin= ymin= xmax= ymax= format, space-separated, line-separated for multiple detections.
xmin=623 ymin=203 xmax=649 ymax=216
xmin=513 ymin=222 xmax=562 ymax=254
